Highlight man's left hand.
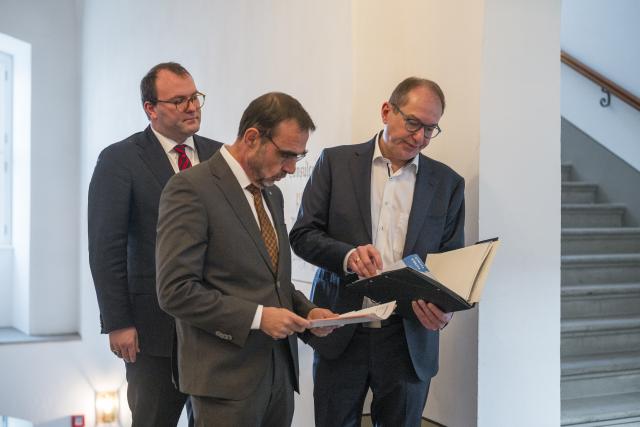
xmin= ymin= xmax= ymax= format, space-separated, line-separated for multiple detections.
xmin=412 ymin=300 xmax=453 ymax=331
xmin=307 ymin=308 xmax=339 ymax=337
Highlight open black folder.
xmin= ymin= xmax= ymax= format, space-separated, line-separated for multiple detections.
xmin=346 ymin=238 xmax=500 ymax=317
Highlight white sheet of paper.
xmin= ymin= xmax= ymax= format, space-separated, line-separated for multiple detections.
xmin=308 ymin=300 xmax=397 ymax=328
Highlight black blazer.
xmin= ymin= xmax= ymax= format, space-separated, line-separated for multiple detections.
xmin=88 ymin=126 xmax=222 ymax=357
xmin=289 ymin=135 xmax=465 ymax=380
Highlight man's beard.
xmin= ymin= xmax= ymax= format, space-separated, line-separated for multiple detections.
xmin=256 ymin=172 xmax=286 ymax=187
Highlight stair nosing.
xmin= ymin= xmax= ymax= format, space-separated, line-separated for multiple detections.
xmin=561 ymin=392 xmax=640 ymax=425
xmin=562 ymin=203 xmax=627 ymax=210
xmin=562 ymin=315 xmax=640 ymax=333
xmin=562 ymin=351 xmax=640 ymax=376
xmin=562 ymin=282 xmax=640 ymax=297
xmin=562 ymin=227 xmax=640 ymax=236
xmin=562 ymin=253 xmax=640 ymax=263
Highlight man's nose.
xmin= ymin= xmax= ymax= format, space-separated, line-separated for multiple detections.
xmin=410 ymin=126 xmax=426 ymax=142
xmin=184 ymin=98 xmax=198 ymax=113
xmin=283 ymin=158 xmax=297 ymax=174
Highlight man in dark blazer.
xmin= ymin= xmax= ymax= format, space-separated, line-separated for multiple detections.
xmin=88 ymin=62 xmax=222 ymax=427
xmin=289 ymin=77 xmax=465 ymax=427
xmin=155 ymin=92 xmax=336 ymax=427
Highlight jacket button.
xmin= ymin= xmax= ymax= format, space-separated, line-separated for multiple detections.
xmin=276 ymin=280 xmax=281 ymax=288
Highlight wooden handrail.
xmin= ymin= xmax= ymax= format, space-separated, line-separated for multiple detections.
xmin=561 ymin=50 xmax=640 ymax=112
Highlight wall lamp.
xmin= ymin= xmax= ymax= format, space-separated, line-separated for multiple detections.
xmin=95 ymin=390 xmax=119 ymax=425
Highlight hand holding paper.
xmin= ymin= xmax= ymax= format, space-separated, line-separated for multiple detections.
xmin=308 ymin=301 xmax=397 ymax=328
xmin=307 ymin=308 xmax=340 ymax=336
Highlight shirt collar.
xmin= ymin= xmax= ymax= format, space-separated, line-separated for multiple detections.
xmin=372 ymin=132 xmax=419 ymax=173
xmin=220 ymin=145 xmax=253 ymax=190
xmin=151 ymin=126 xmax=196 ymax=155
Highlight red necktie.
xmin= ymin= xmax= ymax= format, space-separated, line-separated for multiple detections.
xmin=174 ymin=144 xmax=192 ymax=170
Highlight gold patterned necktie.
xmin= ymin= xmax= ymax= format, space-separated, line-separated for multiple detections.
xmin=246 ymin=184 xmax=279 ymax=271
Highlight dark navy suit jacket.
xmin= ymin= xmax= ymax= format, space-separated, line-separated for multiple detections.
xmin=88 ymin=125 xmax=222 ymax=357
xmin=289 ymin=135 xmax=465 ymax=380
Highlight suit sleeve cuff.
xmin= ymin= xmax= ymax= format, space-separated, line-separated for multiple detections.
xmin=343 ymin=248 xmax=356 ymax=273
xmin=250 ymin=305 xmax=263 ymax=330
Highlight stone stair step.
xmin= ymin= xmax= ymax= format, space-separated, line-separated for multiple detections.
xmin=560 ymin=162 xmax=640 ymax=426
xmin=562 ymin=283 xmax=640 ymax=318
xmin=562 ymin=204 xmax=626 ymax=228
xmin=562 ymin=254 xmax=640 ymax=285
xmin=563 ymin=182 xmax=599 ymax=204
xmin=562 ymin=351 xmax=640 ymax=399
xmin=563 ymin=351 xmax=640 ymax=376
xmin=562 ymin=315 xmax=640 ymax=357
xmin=563 ymin=163 xmax=574 ymax=182
xmin=562 ymin=392 xmax=640 ymax=426
xmin=563 ymin=315 xmax=640 ymax=334
xmin=562 ymin=228 xmax=640 ymax=255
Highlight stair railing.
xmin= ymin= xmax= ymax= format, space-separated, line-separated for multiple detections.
xmin=561 ymin=50 xmax=640 ymax=112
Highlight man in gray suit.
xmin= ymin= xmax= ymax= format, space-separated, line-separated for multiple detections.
xmin=89 ymin=62 xmax=222 ymax=426
xmin=289 ymin=77 xmax=465 ymax=427
xmin=156 ymin=92 xmax=336 ymax=427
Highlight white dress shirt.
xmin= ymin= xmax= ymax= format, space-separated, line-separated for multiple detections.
xmin=151 ymin=126 xmax=200 ymax=172
xmin=220 ymin=146 xmax=279 ymax=330
xmin=343 ymin=134 xmax=419 ymax=272
xmin=370 ymin=136 xmax=419 ymax=269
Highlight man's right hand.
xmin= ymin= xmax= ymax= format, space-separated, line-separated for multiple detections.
xmin=260 ymin=307 xmax=310 ymax=339
xmin=348 ymin=244 xmax=383 ymax=277
xmin=109 ymin=326 xmax=139 ymax=363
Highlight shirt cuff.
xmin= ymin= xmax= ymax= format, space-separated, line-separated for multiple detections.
xmin=343 ymin=248 xmax=357 ymax=273
xmin=251 ymin=305 xmax=263 ymax=330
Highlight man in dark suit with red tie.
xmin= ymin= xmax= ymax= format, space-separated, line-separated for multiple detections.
xmin=88 ymin=62 xmax=222 ymax=426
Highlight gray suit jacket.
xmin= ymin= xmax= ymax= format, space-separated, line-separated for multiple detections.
xmin=156 ymin=151 xmax=316 ymax=399
xmin=88 ymin=126 xmax=221 ymax=357
xmin=289 ymin=135 xmax=465 ymax=380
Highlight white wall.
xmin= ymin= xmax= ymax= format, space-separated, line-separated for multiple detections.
xmin=561 ymin=0 xmax=640 ymax=171
xmin=351 ymin=1 xmax=484 ymax=425
xmin=478 ymin=0 xmax=561 ymax=426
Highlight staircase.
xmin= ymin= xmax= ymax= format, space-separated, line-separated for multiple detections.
xmin=561 ymin=163 xmax=640 ymax=426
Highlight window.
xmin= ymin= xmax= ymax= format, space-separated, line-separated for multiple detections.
xmin=0 ymin=33 xmax=30 ymax=332
xmin=0 ymin=51 xmax=13 ymax=245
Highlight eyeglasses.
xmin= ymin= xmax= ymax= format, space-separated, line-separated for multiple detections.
xmin=390 ymin=103 xmax=442 ymax=139
xmin=262 ymin=133 xmax=307 ymax=162
xmin=153 ymin=92 xmax=206 ymax=112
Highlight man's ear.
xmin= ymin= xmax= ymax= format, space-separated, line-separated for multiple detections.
xmin=243 ymin=127 xmax=261 ymax=147
xmin=143 ymin=101 xmax=157 ymax=120
xmin=381 ymin=101 xmax=392 ymax=124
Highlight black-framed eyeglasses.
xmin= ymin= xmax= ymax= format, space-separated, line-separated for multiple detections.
xmin=153 ymin=92 xmax=205 ymax=112
xmin=390 ymin=103 xmax=442 ymax=139
xmin=262 ymin=133 xmax=307 ymax=163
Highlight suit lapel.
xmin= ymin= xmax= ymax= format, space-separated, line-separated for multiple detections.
xmin=208 ymin=153 xmax=275 ymax=274
xmin=403 ymin=155 xmax=439 ymax=256
xmin=137 ymin=126 xmax=174 ymax=188
xmin=194 ymin=135 xmax=217 ymax=161
xmin=349 ymin=137 xmax=376 ymax=242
